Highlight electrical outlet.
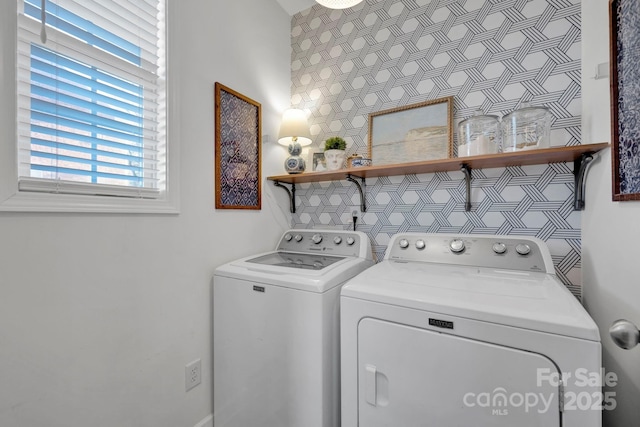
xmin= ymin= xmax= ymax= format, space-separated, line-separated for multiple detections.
xmin=348 ymin=208 xmax=360 ymax=222
xmin=348 ymin=208 xmax=361 ymax=231
xmin=185 ymin=359 xmax=201 ymax=391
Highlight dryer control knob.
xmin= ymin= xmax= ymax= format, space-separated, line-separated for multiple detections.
xmin=311 ymin=234 xmax=323 ymax=244
xmin=333 ymin=236 xmax=342 ymax=245
xmin=415 ymin=239 xmax=426 ymax=250
xmin=516 ymin=243 xmax=531 ymax=255
xmin=294 ymin=234 xmax=303 ymax=242
xmin=450 ymin=239 xmax=465 ymax=253
xmin=492 ymin=242 xmax=507 ymax=254
xmin=399 ymin=239 xmax=409 ymax=249
xmin=284 ymin=233 xmax=293 ymax=242
xmin=346 ymin=237 xmax=356 ymax=246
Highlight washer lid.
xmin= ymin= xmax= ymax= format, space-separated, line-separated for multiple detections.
xmin=341 ymin=261 xmax=600 ymax=341
xmin=246 ymin=252 xmax=345 ymax=270
xmin=215 ymin=251 xmax=373 ymax=293
xmin=213 ymin=229 xmax=374 ymax=293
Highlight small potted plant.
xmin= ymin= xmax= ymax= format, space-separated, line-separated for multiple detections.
xmin=323 ymin=136 xmax=347 ymax=171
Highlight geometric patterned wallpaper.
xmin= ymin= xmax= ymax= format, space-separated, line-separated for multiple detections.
xmin=287 ymin=0 xmax=583 ymax=296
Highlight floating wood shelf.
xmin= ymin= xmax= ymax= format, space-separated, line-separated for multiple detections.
xmin=267 ymin=143 xmax=610 ymax=213
xmin=267 ymin=143 xmax=609 ymax=183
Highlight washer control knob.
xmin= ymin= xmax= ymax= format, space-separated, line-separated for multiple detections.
xmin=415 ymin=239 xmax=426 ymax=250
xmin=346 ymin=237 xmax=356 ymax=246
xmin=515 ymin=243 xmax=531 ymax=256
xmin=333 ymin=236 xmax=342 ymax=245
xmin=492 ymin=242 xmax=507 ymax=254
xmin=294 ymin=234 xmax=303 ymax=242
xmin=450 ymin=239 xmax=465 ymax=253
xmin=311 ymin=234 xmax=323 ymax=244
xmin=399 ymin=239 xmax=410 ymax=249
xmin=284 ymin=233 xmax=293 ymax=242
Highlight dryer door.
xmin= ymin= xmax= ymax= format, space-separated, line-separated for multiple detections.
xmin=358 ymin=318 xmax=562 ymax=427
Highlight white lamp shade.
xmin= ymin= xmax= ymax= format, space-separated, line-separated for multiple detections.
xmin=316 ymin=0 xmax=364 ymax=9
xmin=278 ymin=109 xmax=312 ymax=146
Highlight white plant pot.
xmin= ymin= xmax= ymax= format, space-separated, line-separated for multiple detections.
xmin=324 ymin=149 xmax=345 ymax=171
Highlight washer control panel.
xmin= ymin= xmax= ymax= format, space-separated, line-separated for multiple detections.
xmin=387 ymin=233 xmax=553 ymax=273
xmin=277 ymin=229 xmax=369 ymax=258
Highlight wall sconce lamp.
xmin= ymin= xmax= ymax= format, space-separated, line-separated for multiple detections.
xmin=316 ymin=0 xmax=364 ymax=9
xmin=278 ymin=109 xmax=312 ymax=174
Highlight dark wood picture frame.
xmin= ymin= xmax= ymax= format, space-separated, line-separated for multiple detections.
xmin=610 ymin=0 xmax=640 ymax=201
xmin=214 ymin=83 xmax=262 ymax=209
xmin=368 ymin=96 xmax=453 ymax=167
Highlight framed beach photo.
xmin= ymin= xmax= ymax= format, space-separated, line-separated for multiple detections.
xmin=214 ymin=82 xmax=262 ymax=209
xmin=368 ymin=97 xmax=453 ymax=166
xmin=610 ymin=0 xmax=640 ymax=201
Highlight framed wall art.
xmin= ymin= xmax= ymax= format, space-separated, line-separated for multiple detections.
xmin=309 ymin=150 xmax=327 ymax=172
xmin=214 ymin=82 xmax=262 ymax=209
xmin=368 ymin=96 xmax=453 ymax=166
xmin=610 ymin=0 xmax=640 ymax=201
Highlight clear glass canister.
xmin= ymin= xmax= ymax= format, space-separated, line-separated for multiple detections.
xmin=502 ymin=103 xmax=551 ymax=152
xmin=457 ymin=109 xmax=500 ymax=157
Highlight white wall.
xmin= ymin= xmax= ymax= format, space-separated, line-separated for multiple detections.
xmin=581 ymin=1 xmax=640 ymax=426
xmin=0 ymin=1 xmax=291 ymax=426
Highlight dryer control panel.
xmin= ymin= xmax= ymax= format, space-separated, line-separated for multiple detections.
xmin=387 ymin=233 xmax=554 ymax=273
xmin=276 ymin=229 xmax=372 ymax=260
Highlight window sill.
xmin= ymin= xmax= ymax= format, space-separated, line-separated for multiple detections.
xmin=0 ymin=190 xmax=179 ymax=214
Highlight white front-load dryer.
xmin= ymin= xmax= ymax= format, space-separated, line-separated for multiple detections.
xmin=213 ymin=229 xmax=373 ymax=427
xmin=341 ymin=233 xmax=602 ymax=427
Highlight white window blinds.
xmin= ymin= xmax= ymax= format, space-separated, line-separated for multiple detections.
xmin=16 ymin=0 xmax=166 ymax=198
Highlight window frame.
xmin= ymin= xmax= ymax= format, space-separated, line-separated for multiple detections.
xmin=0 ymin=0 xmax=179 ymax=214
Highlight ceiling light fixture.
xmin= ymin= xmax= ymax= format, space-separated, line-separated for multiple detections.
xmin=316 ymin=0 xmax=364 ymax=10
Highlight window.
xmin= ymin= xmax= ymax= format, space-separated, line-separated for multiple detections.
xmin=3 ymin=0 xmax=177 ymax=212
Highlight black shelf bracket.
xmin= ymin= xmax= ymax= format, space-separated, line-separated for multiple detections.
xmin=461 ymin=164 xmax=472 ymax=212
xmin=346 ymin=174 xmax=367 ymax=212
xmin=273 ymin=181 xmax=296 ymax=213
xmin=574 ymin=152 xmax=596 ymax=210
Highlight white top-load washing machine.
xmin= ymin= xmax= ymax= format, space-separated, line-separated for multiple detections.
xmin=341 ymin=233 xmax=602 ymax=427
xmin=213 ymin=229 xmax=373 ymax=427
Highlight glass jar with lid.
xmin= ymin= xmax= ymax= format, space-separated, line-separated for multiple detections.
xmin=457 ymin=109 xmax=500 ymax=157
xmin=502 ymin=102 xmax=551 ymax=152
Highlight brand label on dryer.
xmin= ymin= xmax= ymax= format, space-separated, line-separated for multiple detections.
xmin=429 ymin=318 xmax=453 ymax=329
xmin=252 ymin=285 xmax=265 ymax=293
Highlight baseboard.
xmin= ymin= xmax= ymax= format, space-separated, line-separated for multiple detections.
xmin=194 ymin=414 xmax=213 ymax=427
